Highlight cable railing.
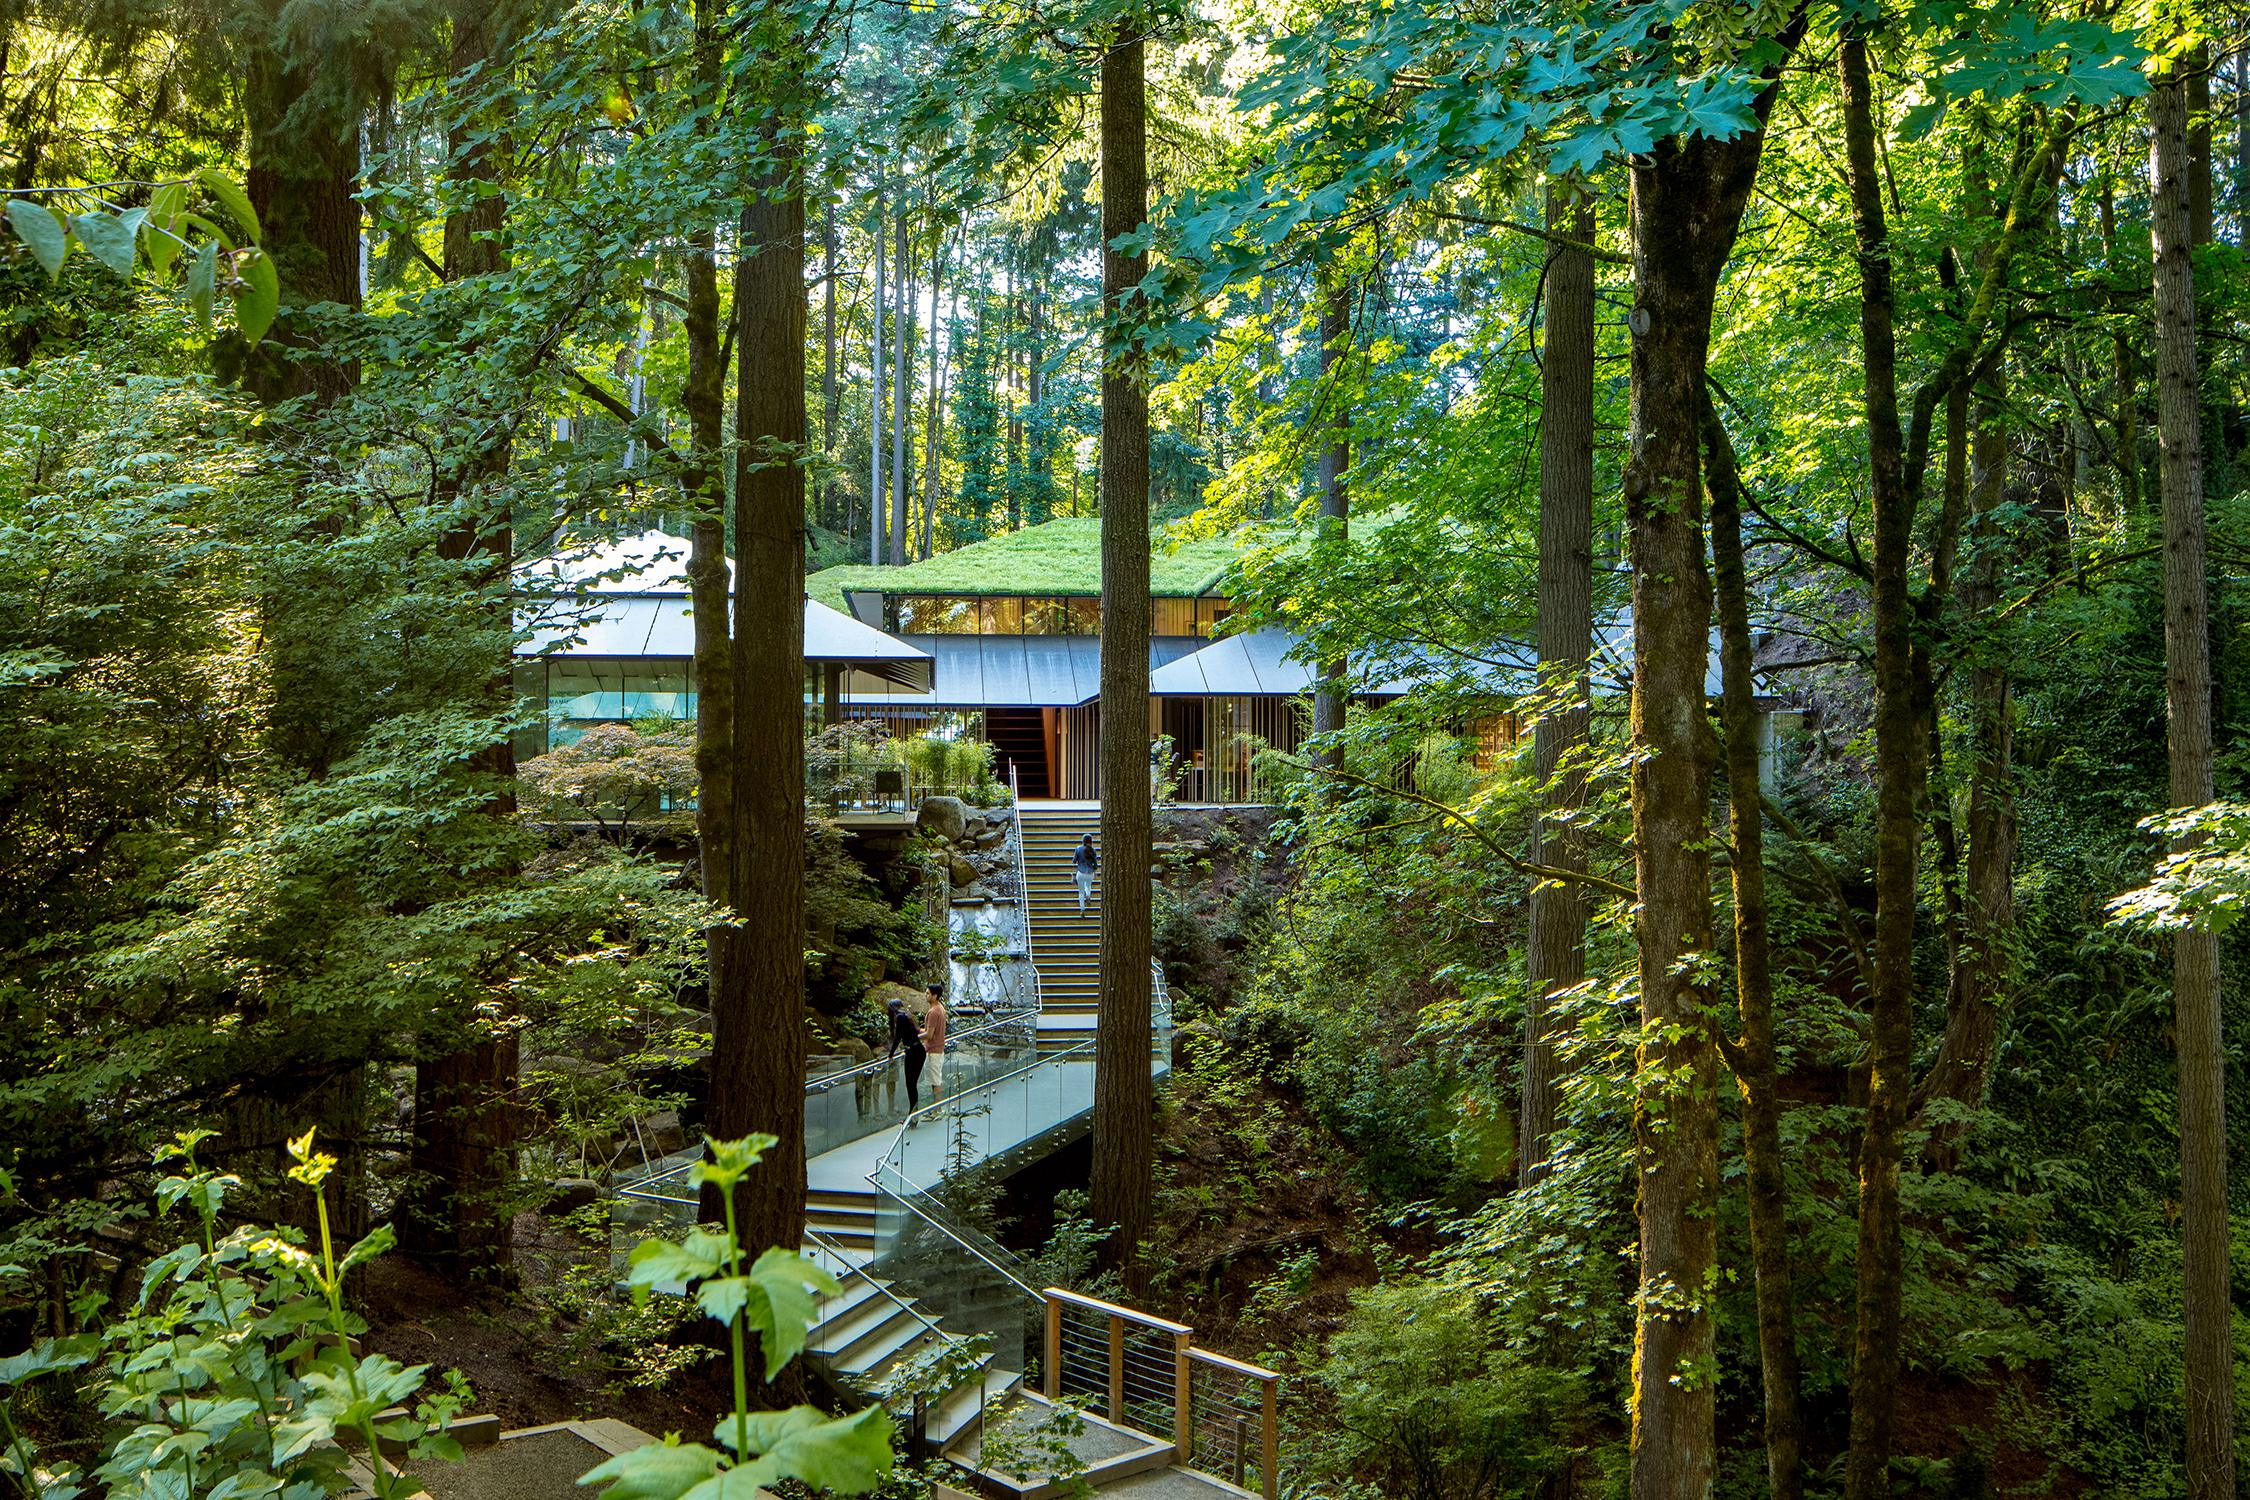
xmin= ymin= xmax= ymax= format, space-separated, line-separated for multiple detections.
xmin=1184 ymin=1345 xmax=1282 ymax=1494
xmin=1041 ymin=1289 xmax=1281 ymax=1497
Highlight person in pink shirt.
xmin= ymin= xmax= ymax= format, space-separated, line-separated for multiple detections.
xmin=920 ymin=983 xmax=948 ymax=1104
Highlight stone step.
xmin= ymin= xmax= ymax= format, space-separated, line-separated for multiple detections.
xmin=814 ymin=1291 xmax=925 ymax=1367
xmin=831 ymin=1308 xmax=935 ymax=1380
xmin=808 ymin=1273 xmax=893 ymax=1332
xmin=930 ymin=1367 xmax=1025 ymax=1447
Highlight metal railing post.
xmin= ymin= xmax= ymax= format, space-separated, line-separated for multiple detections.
xmin=1231 ymin=1414 xmax=1249 ymax=1489
xmin=1044 ymin=1292 xmax=1062 ymax=1399
xmin=1172 ymin=1327 xmax=1193 ymax=1465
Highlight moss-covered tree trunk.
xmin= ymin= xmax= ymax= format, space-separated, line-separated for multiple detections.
xmin=2099 ymin=164 xmax=2141 ymax=508
xmin=1836 ymin=31 xmax=1927 ymax=1500
xmin=1091 ymin=16 xmax=1153 ymax=1286
xmin=685 ymin=0 xmax=735 ymax=924
xmin=1624 ymin=117 xmax=1771 ymax=1500
xmin=1915 ymin=372 xmax=2015 ymax=1128
xmin=1309 ymin=274 xmax=1351 ymax=771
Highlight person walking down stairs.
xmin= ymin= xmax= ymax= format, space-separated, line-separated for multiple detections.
xmin=1073 ymin=834 xmax=1099 ymax=916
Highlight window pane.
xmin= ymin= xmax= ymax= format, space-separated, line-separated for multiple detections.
xmin=622 ymin=666 xmax=692 ymax=722
xmin=924 ymin=597 xmax=977 ymax=632
xmin=1066 ymin=597 xmax=1101 ymax=634
xmin=513 ymin=661 xmax=551 ymax=762
xmin=550 ymin=658 xmax=621 ymax=720
xmin=982 ymin=596 xmax=1025 ymax=634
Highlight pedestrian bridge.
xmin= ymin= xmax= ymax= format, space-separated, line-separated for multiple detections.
xmin=611 ymin=794 xmax=1276 ymax=1496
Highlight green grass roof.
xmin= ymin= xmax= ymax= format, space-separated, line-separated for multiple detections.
xmin=805 ymin=518 xmax=1246 ymax=613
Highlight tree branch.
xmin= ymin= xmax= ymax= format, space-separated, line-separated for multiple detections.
xmin=1306 ymin=762 xmax=1637 ymax=898
xmin=1420 ymin=208 xmax=1631 ymax=265
xmin=558 ymin=364 xmax=675 ymax=456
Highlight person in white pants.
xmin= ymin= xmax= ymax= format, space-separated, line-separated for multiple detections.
xmin=1073 ymin=834 xmax=1098 ymax=915
xmin=920 ymin=983 xmax=947 ymax=1102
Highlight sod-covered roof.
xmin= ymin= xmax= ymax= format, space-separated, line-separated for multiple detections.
xmin=805 ymin=518 xmax=1244 ymax=614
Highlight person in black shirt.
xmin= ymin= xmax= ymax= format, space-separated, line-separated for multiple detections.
xmin=886 ymin=996 xmax=927 ymax=1119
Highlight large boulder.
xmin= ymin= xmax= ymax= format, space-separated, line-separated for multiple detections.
xmin=548 ymin=1178 xmax=602 ymax=1214
xmin=866 ymin=980 xmax=926 ymax=1018
xmin=917 ymin=796 xmax=969 ymax=844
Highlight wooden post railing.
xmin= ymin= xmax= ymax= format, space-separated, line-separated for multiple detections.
xmin=1041 ymin=1287 xmax=1281 ymax=1494
xmin=1172 ymin=1326 xmax=1193 ymax=1465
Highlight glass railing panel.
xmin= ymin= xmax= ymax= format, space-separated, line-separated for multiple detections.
xmin=861 ymin=1183 xmax=1031 ymax=1378
xmin=861 ymin=1041 xmax=1100 ymax=1372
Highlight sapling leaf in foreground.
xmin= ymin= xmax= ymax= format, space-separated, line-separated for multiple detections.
xmin=583 ymin=1136 xmax=892 ymax=1500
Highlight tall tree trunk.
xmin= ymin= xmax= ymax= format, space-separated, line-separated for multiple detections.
xmin=2151 ymin=72 xmax=2238 ymax=1500
xmin=1834 ymin=68 xmax=2062 ymax=1496
xmin=242 ymin=5 xmax=361 ymax=407
xmin=2236 ymin=50 xmax=2248 ymax=243
xmin=1930 ymin=373 xmax=1970 ymax=983
xmin=1520 ymin=185 xmax=1594 ymax=1189
xmin=1309 ymin=275 xmax=1351 ymax=771
xmin=1837 ymin=32 xmax=1931 ymax=1500
xmin=870 ymin=186 xmax=885 ymax=565
xmin=399 ymin=0 xmax=521 ymax=1281
xmin=1091 ymin=19 xmax=1152 ymax=1287
xmin=2190 ymin=52 xmax=2216 ymax=249
xmin=1624 ymin=42 xmax=1794 ymax=1483
xmin=2100 ymin=164 xmax=2142 ymax=508
xmin=890 ymin=212 xmax=912 ymax=565
xmin=1700 ymin=391 xmax=1803 ymax=1500
xmin=1028 ymin=267 xmax=1051 ymax=524
xmin=684 ymin=0 xmax=734 ymax=936
xmin=823 ymin=202 xmax=839 ymax=535
xmin=1005 ymin=259 xmax=1024 ymax=531
xmin=705 ymin=61 xmax=809 ymax=1283
xmin=1914 ymin=371 xmax=2015 ymax=1128
xmin=923 ymin=231 xmax=945 ymax=559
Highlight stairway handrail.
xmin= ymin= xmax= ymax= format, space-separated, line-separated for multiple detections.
xmin=866 ymin=1163 xmax=1050 ymax=1307
xmin=1007 ymin=763 xmax=1044 ymax=1020
xmin=883 ymin=1037 xmax=1092 ymax=1141
xmin=799 ymin=1223 xmax=947 ymax=1341
xmin=864 ymin=1038 xmax=1097 ymax=1305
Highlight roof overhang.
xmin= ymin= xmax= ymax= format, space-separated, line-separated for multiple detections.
xmin=515 ymin=594 xmax=932 ymax=691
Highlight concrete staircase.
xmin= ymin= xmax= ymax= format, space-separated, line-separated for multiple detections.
xmin=803 ymin=1261 xmax=1021 ymax=1449
xmin=791 ymin=802 xmax=1101 ymax=1449
xmin=1019 ymin=806 xmax=1102 ymax=1050
xmin=807 ymin=1185 xmax=879 ymax=1256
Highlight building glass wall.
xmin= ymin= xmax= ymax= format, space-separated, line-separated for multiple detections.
xmin=887 ymin=595 xmax=1227 ymax=637
xmin=548 ymin=658 xmax=696 ymax=726
xmin=512 ymin=658 xmax=698 ymax=760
